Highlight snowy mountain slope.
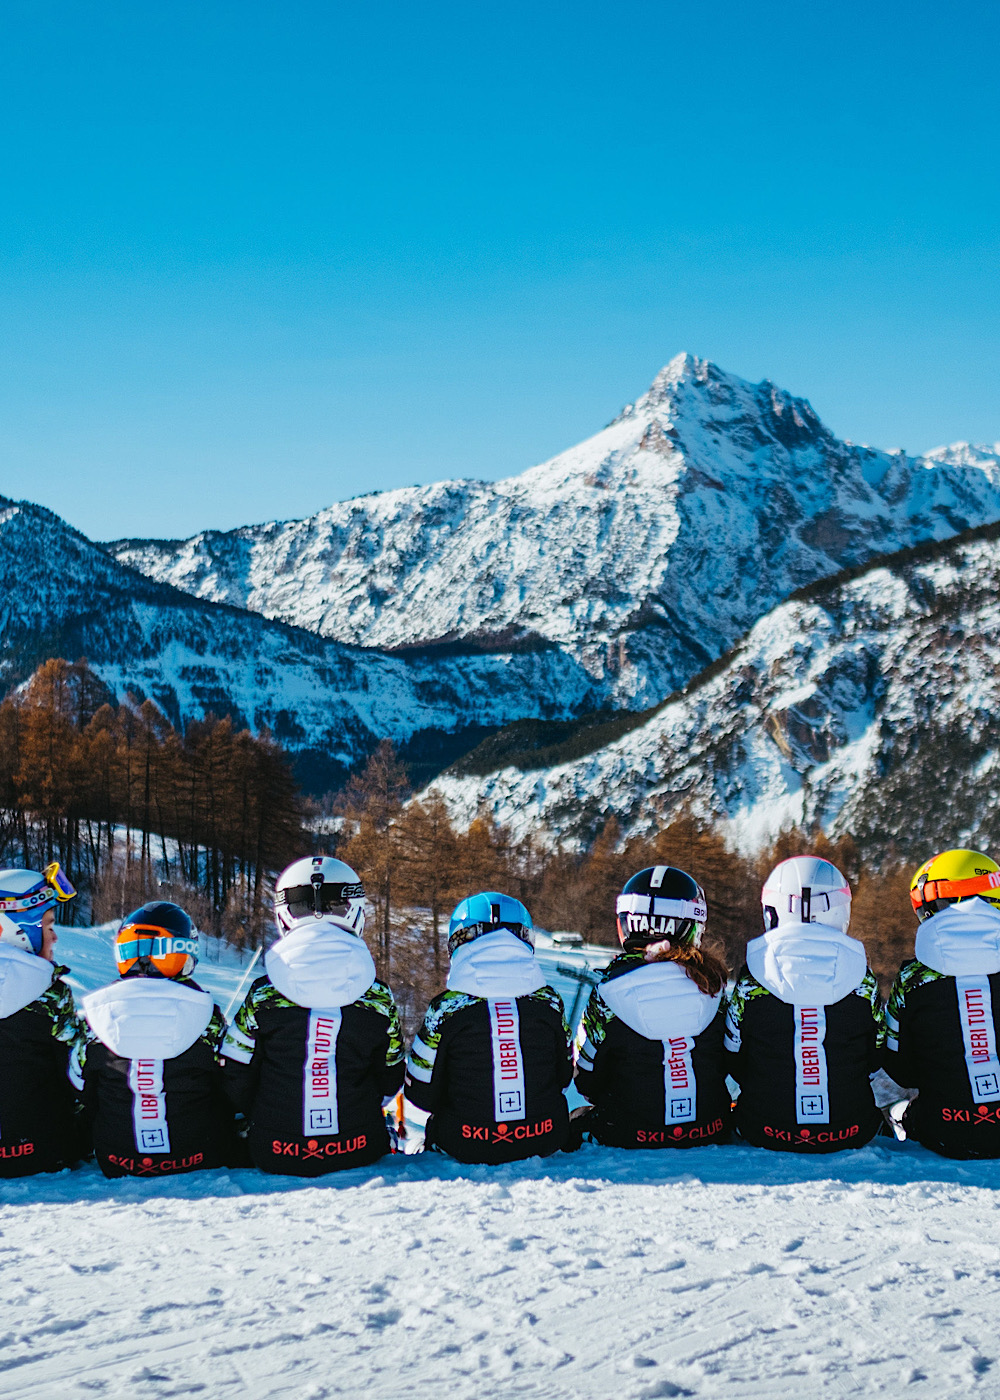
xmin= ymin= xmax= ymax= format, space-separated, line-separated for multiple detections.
xmin=4 ymin=1126 xmax=999 ymax=1397
xmin=428 ymin=521 xmax=1000 ymax=858
xmin=0 ymin=497 xmax=599 ymax=784
xmin=108 ymin=355 xmax=1000 ymax=708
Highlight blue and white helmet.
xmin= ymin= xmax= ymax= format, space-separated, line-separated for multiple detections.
xmin=0 ymin=866 xmax=75 ymax=953
xmin=448 ymin=891 xmax=534 ymax=954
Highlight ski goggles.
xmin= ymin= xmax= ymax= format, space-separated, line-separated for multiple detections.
xmin=277 ymin=881 xmax=365 ymax=920
xmin=616 ymin=892 xmax=707 ymax=923
xmin=0 ymin=862 xmax=76 ymax=915
xmin=911 ymin=870 xmax=1000 ymax=913
xmin=115 ymin=924 xmax=199 ymax=972
xmin=784 ymin=886 xmax=851 ymax=921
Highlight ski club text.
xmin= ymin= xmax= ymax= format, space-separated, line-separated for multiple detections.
xmin=270 ymin=1135 xmax=368 ymax=1159
xmin=0 ymin=1141 xmax=33 ymax=1159
xmin=637 ymin=1118 xmax=724 ymax=1144
xmin=108 ymin=1152 xmax=204 ymax=1175
xmin=461 ymin=1118 xmax=553 ymax=1144
xmin=763 ymin=1124 xmax=860 ymax=1145
xmin=942 ymin=1105 xmax=1000 ymax=1124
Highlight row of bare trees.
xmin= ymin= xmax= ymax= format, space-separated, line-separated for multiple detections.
xmin=0 ymin=660 xmax=306 ymax=939
xmin=336 ymin=743 xmax=921 ymax=1007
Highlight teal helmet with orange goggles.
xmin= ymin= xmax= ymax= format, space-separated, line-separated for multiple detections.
xmin=114 ymin=902 xmax=198 ymax=979
xmin=0 ymin=863 xmax=76 ymax=954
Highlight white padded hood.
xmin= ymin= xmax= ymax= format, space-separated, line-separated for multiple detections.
xmin=265 ymin=919 xmax=377 ymax=1009
xmin=82 ymin=978 xmax=214 ymax=1060
xmin=746 ymin=922 xmax=868 ymax=1006
xmin=599 ymin=960 xmax=721 ymax=1040
xmin=0 ymin=943 xmax=53 ymax=1019
xmin=914 ymin=900 xmax=1000 ymax=977
xmin=447 ymin=930 xmax=546 ymax=998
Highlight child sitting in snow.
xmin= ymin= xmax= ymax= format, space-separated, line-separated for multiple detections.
xmin=81 ymin=901 xmax=233 ymax=1178
xmin=405 ymin=891 xmax=572 ymax=1163
xmin=222 ymin=856 xmax=405 ymax=1176
xmin=0 ymin=864 xmax=87 ymax=1175
xmin=726 ymin=855 xmax=884 ymax=1153
xmin=574 ymin=865 xmax=731 ymax=1148
xmin=884 ymin=848 xmax=1000 ymax=1159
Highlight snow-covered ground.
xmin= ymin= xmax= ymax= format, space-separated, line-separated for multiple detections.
xmin=3 ymin=927 xmax=999 ymax=1398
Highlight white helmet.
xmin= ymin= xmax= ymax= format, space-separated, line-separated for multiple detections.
xmin=274 ymin=856 xmax=366 ymax=936
xmin=761 ymin=855 xmax=852 ymax=935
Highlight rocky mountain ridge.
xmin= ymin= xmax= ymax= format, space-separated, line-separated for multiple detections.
xmin=428 ymin=519 xmax=1000 ymax=860
xmin=107 ymin=354 xmax=1000 ymax=709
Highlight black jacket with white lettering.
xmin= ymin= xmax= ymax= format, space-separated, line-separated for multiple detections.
xmin=884 ymin=902 xmax=1000 ymax=1159
xmin=81 ymin=973 xmax=233 ymax=1179
xmin=221 ymin=922 xmax=404 ymax=1176
xmin=405 ymin=934 xmax=572 ymax=1164
xmin=0 ymin=949 xmax=88 ymax=1176
xmin=575 ymin=953 xmax=731 ymax=1148
xmin=725 ymin=923 xmax=884 ymax=1153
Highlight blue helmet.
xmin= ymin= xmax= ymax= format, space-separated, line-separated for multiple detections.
xmin=448 ymin=891 xmax=533 ymax=954
xmin=0 ymin=865 xmax=76 ymax=954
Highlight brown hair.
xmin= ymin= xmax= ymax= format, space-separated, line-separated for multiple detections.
xmin=644 ymin=939 xmax=730 ymax=996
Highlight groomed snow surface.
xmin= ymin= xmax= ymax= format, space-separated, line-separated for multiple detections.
xmin=3 ymin=929 xmax=999 ymax=1398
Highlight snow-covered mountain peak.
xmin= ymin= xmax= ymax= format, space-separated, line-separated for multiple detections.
xmin=105 ymin=356 xmax=1000 ymax=709
xmin=924 ymin=441 xmax=1000 ymax=470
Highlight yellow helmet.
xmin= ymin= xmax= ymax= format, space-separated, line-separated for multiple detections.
xmin=910 ymin=849 xmax=1000 ymax=923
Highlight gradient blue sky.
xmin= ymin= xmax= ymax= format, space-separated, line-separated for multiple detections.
xmin=2 ymin=0 xmax=999 ymax=540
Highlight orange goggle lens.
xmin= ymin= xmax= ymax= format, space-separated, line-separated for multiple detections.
xmin=910 ymin=870 xmax=1000 ymax=911
xmin=115 ymin=924 xmax=197 ymax=977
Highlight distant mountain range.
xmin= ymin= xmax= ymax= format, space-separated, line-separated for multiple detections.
xmin=5 ymin=353 xmax=1000 ymax=836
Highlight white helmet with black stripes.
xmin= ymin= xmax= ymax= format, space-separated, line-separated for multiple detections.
xmin=274 ymin=855 xmax=366 ymax=936
xmin=615 ymin=865 xmax=708 ymax=951
xmin=761 ymin=855 xmax=851 ymax=935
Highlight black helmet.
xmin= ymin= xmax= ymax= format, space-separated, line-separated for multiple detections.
xmin=616 ymin=866 xmax=707 ymax=952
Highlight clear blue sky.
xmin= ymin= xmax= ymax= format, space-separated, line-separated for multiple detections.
xmin=2 ymin=0 xmax=999 ymax=540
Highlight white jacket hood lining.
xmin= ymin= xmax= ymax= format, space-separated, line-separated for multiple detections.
xmin=447 ymin=930 xmax=546 ymax=998
xmin=0 ymin=943 xmax=53 ymax=1019
xmin=265 ymin=919 xmax=376 ymax=1009
xmin=746 ymin=922 xmax=868 ymax=1006
xmin=915 ymin=900 xmax=1000 ymax=977
xmin=599 ymin=960 xmax=721 ymax=1040
xmin=82 ymin=978 xmax=214 ymax=1060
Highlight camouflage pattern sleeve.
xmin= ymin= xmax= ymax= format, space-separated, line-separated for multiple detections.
xmin=221 ymin=975 xmax=271 ymax=1064
xmin=853 ymin=969 xmax=886 ymax=1050
xmin=885 ymin=959 xmax=943 ymax=1055
xmin=357 ymin=980 xmax=405 ymax=1067
xmin=406 ymin=990 xmax=478 ymax=1089
xmin=724 ymin=969 xmax=771 ymax=1054
xmin=202 ymin=1004 xmax=228 ymax=1059
xmin=575 ymin=985 xmax=613 ymax=1074
xmin=36 ymin=971 xmax=90 ymax=1091
xmin=533 ymin=984 xmax=572 ymax=1051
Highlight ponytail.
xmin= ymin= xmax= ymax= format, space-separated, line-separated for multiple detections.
xmin=644 ymin=939 xmax=729 ymax=997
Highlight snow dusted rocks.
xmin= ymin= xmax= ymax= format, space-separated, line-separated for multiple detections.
xmin=108 ymin=355 xmax=1000 ymax=709
xmin=429 ymin=522 xmax=1000 ymax=859
xmin=0 ymin=497 xmax=597 ymax=779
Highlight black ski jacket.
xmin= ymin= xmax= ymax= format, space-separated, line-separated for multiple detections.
xmin=81 ymin=972 xmax=232 ymax=1178
xmin=726 ymin=923 xmax=884 ymax=1153
xmin=884 ymin=902 xmax=1000 ymax=1159
xmin=405 ymin=933 xmax=572 ymax=1163
xmin=222 ymin=922 xmax=404 ymax=1176
xmin=0 ymin=948 xmax=87 ymax=1176
xmin=575 ymin=953 xmax=731 ymax=1148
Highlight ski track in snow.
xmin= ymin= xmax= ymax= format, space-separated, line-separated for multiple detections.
xmin=4 ymin=925 xmax=997 ymax=1397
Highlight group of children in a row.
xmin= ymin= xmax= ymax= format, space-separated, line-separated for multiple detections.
xmin=0 ymin=843 xmax=997 ymax=1179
